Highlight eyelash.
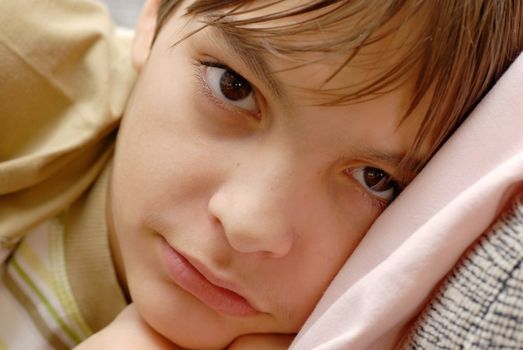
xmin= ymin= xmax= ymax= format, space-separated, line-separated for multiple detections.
xmin=192 ymin=59 xmax=261 ymax=118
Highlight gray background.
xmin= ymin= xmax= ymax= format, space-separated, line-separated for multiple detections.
xmin=100 ymin=0 xmax=144 ymax=28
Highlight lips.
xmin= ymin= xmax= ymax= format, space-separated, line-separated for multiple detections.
xmin=161 ymin=238 xmax=260 ymax=317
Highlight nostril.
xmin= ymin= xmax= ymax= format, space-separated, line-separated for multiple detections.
xmin=227 ymin=232 xmax=261 ymax=254
xmin=207 ymin=208 xmax=296 ymax=256
xmin=225 ymin=225 xmax=294 ymax=258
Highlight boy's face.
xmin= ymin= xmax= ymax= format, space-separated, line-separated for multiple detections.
xmin=109 ymin=0 xmax=428 ymax=348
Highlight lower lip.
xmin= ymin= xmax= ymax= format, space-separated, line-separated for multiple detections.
xmin=161 ymin=239 xmax=259 ymax=317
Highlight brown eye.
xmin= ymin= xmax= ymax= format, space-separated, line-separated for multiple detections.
xmin=363 ymin=167 xmax=391 ymax=191
xmin=349 ymin=167 xmax=398 ymax=202
xmin=220 ymin=70 xmax=253 ymax=101
xmin=204 ymin=63 xmax=258 ymax=112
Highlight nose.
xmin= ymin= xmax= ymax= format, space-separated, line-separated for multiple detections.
xmin=208 ymin=160 xmax=299 ymax=258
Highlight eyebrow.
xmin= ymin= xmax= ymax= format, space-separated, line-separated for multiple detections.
xmin=204 ymin=24 xmax=288 ymax=103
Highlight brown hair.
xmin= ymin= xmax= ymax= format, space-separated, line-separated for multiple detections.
xmin=154 ymin=0 xmax=523 ymax=183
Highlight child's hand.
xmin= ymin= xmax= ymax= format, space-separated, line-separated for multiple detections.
xmin=227 ymin=333 xmax=295 ymax=350
xmin=74 ymin=303 xmax=293 ymax=350
xmin=74 ymin=304 xmax=181 ymax=350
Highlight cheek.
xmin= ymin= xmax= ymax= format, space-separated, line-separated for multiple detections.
xmin=110 ymin=87 xmax=222 ymax=231
xmin=282 ymin=202 xmax=378 ymax=328
xmin=111 ymin=121 xmax=219 ymax=224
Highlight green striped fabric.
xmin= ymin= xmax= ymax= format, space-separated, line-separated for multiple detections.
xmin=0 ymin=219 xmax=93 ymax=349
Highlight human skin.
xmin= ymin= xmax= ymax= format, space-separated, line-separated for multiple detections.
xmin=74 ymin=305 xmax=178 ymax=350
xmin=74 ymin=304 xmax=293 ymax=349
xmin=105 ymin=0 xmax=430 ymax=349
